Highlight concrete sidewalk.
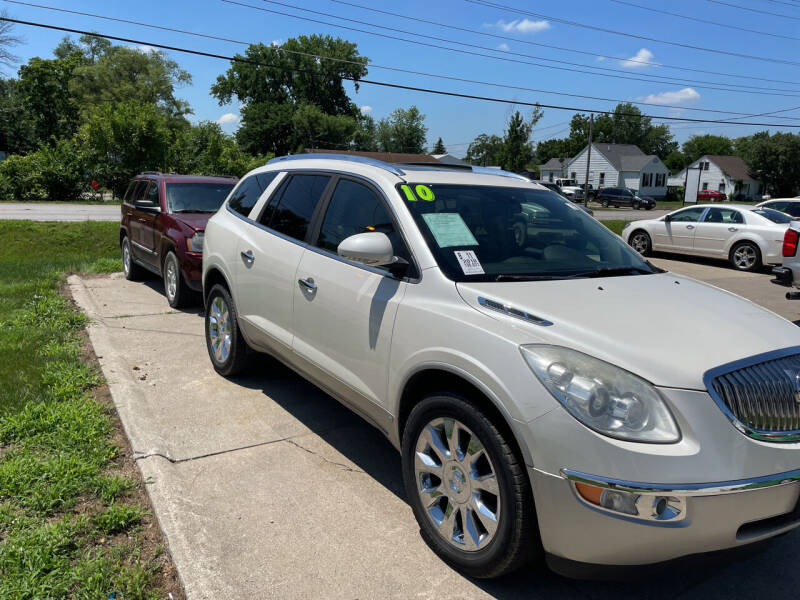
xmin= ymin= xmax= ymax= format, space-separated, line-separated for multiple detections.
xmin=69 ymin=271 xmax=800 ymax=599
xmin=0 ymin=202 xmax=119 ymax=221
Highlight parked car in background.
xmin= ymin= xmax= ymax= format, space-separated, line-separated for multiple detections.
xmin=120 ymin=173 xmax=237 ymax=307
xmin=555 ymin=178 xmax=577 ymax=188
xmin=623 ymin=204 xmax=791 ymax=271
xmin=757 ymin=198 xmax=800 ymax=219
xmin=633 ymin=195 xmax=657 ymax=210
xmin=571 ymin=184 xmax=596 ymax=202
xmin=532 ymin=180 xmax=567 ymax=198
xmin=770 ymin=220 xmax=800 ymax=297
xmin=696 ymin=189 xmax=727 ymax=203
xmin=203 ymin=154 xmax=800 ymax=578
xmin=595 ymin=187 xmax=639 ymax=208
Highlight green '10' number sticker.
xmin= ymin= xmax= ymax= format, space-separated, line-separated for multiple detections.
xmin=400 ymin=184 xmax=435 ymax=202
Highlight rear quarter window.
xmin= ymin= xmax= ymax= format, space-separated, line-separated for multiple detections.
xmin=228 ymin=175 xmax=264 ymax=217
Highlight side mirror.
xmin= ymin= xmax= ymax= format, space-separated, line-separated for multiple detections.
xmin=664 ymin=214 xmax=672 ymax=222
xmin=134 ymin=199 xmax=160 ymax=212
xmin=337 ymin=232 xmax=396 ymax=267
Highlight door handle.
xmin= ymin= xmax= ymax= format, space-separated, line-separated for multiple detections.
xmin=728 ymin=227 xmax=738 ymax=232
xmin=240 ymin=250 xmax=255 ymax=262
xmin=686 ymin=225 xmax=695 ymax=230
xmin=298 ymin=277 xmax=317 ymax=291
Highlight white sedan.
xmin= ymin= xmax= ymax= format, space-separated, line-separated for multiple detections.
xmin=622 ymin=204 xmax=791 ymax=271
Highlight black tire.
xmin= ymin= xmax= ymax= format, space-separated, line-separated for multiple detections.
xmin=729 ymin=241 xmax=762 ymax=272
xmin=121 ymin=235 xmax=144 ymax=281
xmin=401 ymin=393 xmax=539 ymax=579
xmin=633 ymin=201 xmax=640 ymax=210
xmin=645 ymin=204 xmax=654 ymax=210
xmin=163 ymin=250 xmax=195 ymax=308
xmin=512 ymin=221 xmax=527 ymax=248
xmin=629 ymin=229 xmax=652 ymax=256
xmin=205 ymin=284 xmax=252 ymax=376
xmin=601 ymin=199 xmax=609 ymax=208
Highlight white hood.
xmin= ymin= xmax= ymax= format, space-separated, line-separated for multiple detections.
xmin=457 ymin=273 xmax=800 ymax=390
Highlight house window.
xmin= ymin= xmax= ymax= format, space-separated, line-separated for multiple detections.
xmin=571 ymin=172 xmax=576 ymax=180
xmin=719 ymin=182 xmax=725 ymax=192
xmin=702 ymin=182 xmax=709 ymax=190
xmin=548 ymin=173 xmax=553 ymax=182
xmin=599 ymin=172 xmax=605 ymax=186
xmin=641 ymin=173 xmax=647 ymax=187
xmin=703 ymin=162 xmax=710 ymax=170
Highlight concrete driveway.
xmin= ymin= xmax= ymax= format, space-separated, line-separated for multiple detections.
xmin=0 ymin=202 xmax=119 ymax=221
xmin=68 ymin=259 xmax=800 ymax=599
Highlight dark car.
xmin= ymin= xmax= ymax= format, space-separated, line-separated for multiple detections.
xmin=697 ymin=189 xmax=727 ymax=202
xmin=120 ymin=173 xmax=237 ymax=307
xmin=633 ymin=194 xmax=656 ymax=210
xmin=595 ymin=187 xmax=639 ymax=208
xmin=572 ymin=184 xmax=596 ymax=202
xmin=533 ymin=180 xmax=567 ymax=198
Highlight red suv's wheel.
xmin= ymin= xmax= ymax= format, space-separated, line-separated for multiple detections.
xmin=163 ymin=251 xmax=195 ymax=308
xmin=121 ymin=235 xmax=144 ymax=281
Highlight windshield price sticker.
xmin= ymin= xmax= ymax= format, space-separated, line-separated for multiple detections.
xmin=422 ymin=213 xmax=478 ymax=248
xmin=454 ymin=250 xmax=485 ymax=275
xmin=400 ymin=184 xmax=435 ymax=202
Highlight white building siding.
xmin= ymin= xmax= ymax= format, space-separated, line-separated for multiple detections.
xmin=676 ymin=156 xmax=761 ymax=199
xmin=540 ymin=168 xmax=566 ymax=182
xmin=636 ymin=159 xmax=670 ymax=197
xmin=568 ymin=145 xmax=618 ymax=189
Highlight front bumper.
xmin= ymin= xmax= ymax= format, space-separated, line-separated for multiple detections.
xmin=181 ymin=251 xmax=203 ymax=291
xmin=532 ymin=466 xmax=800 ymax=567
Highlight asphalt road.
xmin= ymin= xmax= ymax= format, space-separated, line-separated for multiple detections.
xmin=69 ymin=258 xmax=800 ymax=599
xmin=0 ymin=202 xmax=120 ymax=221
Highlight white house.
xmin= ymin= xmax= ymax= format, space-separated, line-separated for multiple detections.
xmin=539 ymin=157 xmax=569 ymax=182
xmin=567 ymin=143 xmax=670 ymax=198
xmin=667 ymin=155 xmax=761 ymax=200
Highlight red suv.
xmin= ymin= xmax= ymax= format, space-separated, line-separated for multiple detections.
xmin=120 ymin=173 xmax=237 ymax=307
xmin=696 ymin=189 xmax=727 ymax=202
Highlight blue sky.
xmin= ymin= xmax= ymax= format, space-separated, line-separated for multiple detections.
xmin=5 ymin=0 xmax=800 ymax=157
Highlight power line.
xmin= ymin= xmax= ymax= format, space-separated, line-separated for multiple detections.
xmin=237 ymin=0 xmax=800 ymax=97
xmin=763 ymin=0 xmax=800 ymax=7
xmin=465 ymin=0 xmax=800 ymax=67
xmin=18 ymin=0 xmax=800 ymax=120
xmin=707 ymin=0 xmax=800 ymax=20
xmin=325 ymin=0 xmax=800 ymax=87
xmin=5 ymin=16 xmax=800 ymax=128
xmin=609 ymin=0 xmax=800 ymax=41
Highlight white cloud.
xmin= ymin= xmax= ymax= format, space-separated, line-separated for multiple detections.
xmin=359 ymin=105 xmax=372 ymax=114
xmin=216 ymin=112 xmax=240 ymax=126
xmin=619 ymin=48 xmax=657 ymax=69
xmin=641 ymin=88 xmax=701 ymax=105
xmin=596 ymin=56 xmax=606 ymax=62
xmin=270 ymin=40 xmax=282 ymax=47
xmin=487 ymin=19 xmax=551 ymax=34
xmin=496 ymin=43 xmax=510 ymax=51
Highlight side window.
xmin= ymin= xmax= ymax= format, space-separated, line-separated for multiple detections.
xmin=228 ymin=175 xmax=264 ymax=217
xmin=316 ymin=179 xmax=410 ymax=265
xmin=134 ymin=181 xmax=150 ymax=202
xmin=123 ymin=181 xmax=138 ymax=204
xmin=256 ymin=171 xmax=279 ymax=193
xmin=786 ymin=204 xmax=800 ymax=218
xmin=145 ymin=181 xmax=159 ymax=206
xmin=704 ymin=208 xmax=742 ymax=223
xmin=670 ymin=207 xmax=706 ymax=222
xmin=265 ymin=174 xmax=330 ymax=241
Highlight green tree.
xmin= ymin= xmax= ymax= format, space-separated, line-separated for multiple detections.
xmin=376 ymin=106 xmax=428 ymax=153
xmin=664 ymin=150 xmax=687 ymax=174
xmin=54 ymin=34 xmax=111 ymax=64
xmin=465 ymin=133 xmax=504 ymax=166
xmin=211 ymin=36 xmax=368 ymax=155
xmin=170 ymin=121 xmax=269 ymax=178
xmin=351 ymin=113 xmax=378 ymax=151
xmin=735 ymin=131 xmax=800 ymax=197
xmin=534 ymin=138 xmax=572 ymax=166
xmin=0 ymin=78 xmax=36 ymax=154
xmin=681 ymin=134 xmax=734 ymax=164
xmin=499 ymin=108 xmax=542 ymax=172
xmin=80 ymin=101 xmax=173 ymax=197
xmin=432 ymin=137 xmax=446 ymax=154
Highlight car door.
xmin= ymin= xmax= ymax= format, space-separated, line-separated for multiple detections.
xmin=653 ymin=206 xmax=706 ymax=251
xmin=235 ymin=172 xmax=332 ymax=353
xmin=292 ymin=176 xmax=412 ymax=415
xmin=138 ymin=180 xmax=161 ymax=269
xmin=129 ymin=180 xmax=159 ymax=265
xmin=693 ymin=207 xmax=745 ymax=256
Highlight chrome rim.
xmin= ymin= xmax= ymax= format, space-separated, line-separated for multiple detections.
xmin=733 ymin=245 xmax=757 ymax=269
xmin=631 ymin=233 xmax=649 ymax=254
xmin=414 ymin=417 xmax=500 ymax=552
xmin=122 ymin=240 xmax=130 ymax=275
xmin=207 ymin=296 xmax=232 ymax=363
xmin=165 ymin=257 xmax=178 ymax=301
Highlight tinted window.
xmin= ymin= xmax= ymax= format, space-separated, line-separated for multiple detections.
xmin=703 ymin=208 xmax=743 ymax=224
xmin=785 ymin=204 xmax=800 ymax=217
xmin=145 ymin=181 xmax=159 ymax=206
xmin=228 ymin=176 xmax=264 ymax=216
xmin=123 ymin=181 xmax=138 ymax=204
xmin=166 ymin=182 xmax=235 ymax=213
xmin=753 ymin=208 xmax=792 ymax=224
xmin=134 ymin=181 xmax=150 ymax=202
xmin=266 ymin=174 xmax=330 ymax=241
xmin=256 ymin=172 xmax=279 ymax=192
xmin=316 ymin=179 xmax=410 ymax=265
xmin=669 ymin=207 xmax=706 ymax=222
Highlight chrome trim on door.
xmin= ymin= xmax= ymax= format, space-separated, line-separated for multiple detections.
xmin=477 ymin=296 xmax=553 ymax=326
xmin=130 ymin=240 xmax=156 ymax=255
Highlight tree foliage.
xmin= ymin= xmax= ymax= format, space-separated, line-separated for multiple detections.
xmin=664 ymin=150 xmax=686 ymax=174
xmin=211 ymin=37 xmax=368 ymax=155
xmin=681 ymin=134 xmax=733 ymax=164
xmin=465 ymin=133 xmax=504 ymax=166
xmin=376 ymin=106 xmax=428 ymax=153
xmin=466 ymin=108 xmax=541 ymax=171
xmin=735 ymin=131 xmax=800 ymax=197
xmin=432 ymin=137 xmax=446 ymax=154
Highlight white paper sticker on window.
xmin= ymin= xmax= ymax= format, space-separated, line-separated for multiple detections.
xmin=454 ymin=250 xmax=484 ymax=275
xmin=421 ymin=213 xmax=478 ymax=248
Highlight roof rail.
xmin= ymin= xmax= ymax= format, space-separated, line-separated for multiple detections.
xmin=267 ymin=153 xmax=406 ymax=176
xmin=399 ymin=162 xmax=472 ymax=171
xmin=471 ymin=166 xmax=531 ymax=181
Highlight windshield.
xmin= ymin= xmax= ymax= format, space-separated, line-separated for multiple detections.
xmin=398 ymin=183 xmax=658 ymax=282
xmin=166 ymin=182 xmax=235 ymax=213
xmin=752 ymin=208 xmax=792 ymax=224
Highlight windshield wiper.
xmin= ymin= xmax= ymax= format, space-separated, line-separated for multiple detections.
xmin=567 ymin=266 xmax=655 ymax=279
xmin=173 ymin=209 xmax=216 ymax=213
xmin=495 ymin=274 xmax=573 ymax=281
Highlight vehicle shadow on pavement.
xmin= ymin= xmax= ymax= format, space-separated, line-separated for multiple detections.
xmin=650 ymin=250 xmax=774 ymax=275
xmin=142 ymin=278 xmax=205 ymax=316
xmin=224 ymin=354 xmax=800 ymax=599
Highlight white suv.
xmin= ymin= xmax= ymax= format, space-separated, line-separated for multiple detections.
xmin=203 ymin=154 xmax=800 ymax=579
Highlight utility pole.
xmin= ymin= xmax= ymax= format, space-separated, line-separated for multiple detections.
xmin=583 ymin=113 xmax=593 ymax=207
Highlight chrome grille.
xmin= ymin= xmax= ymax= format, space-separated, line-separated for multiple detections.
xmin=709 ymin=352 xmax=800 ymax=441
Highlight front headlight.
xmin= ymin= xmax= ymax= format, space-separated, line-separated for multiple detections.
xmin=186 ymin=232 xmax=204 ymax=253
xmin=520 ymin=345 xmax=680 ymax=443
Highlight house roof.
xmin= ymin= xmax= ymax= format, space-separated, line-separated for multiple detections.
xmin=540 ymin=157 xmax=569 ymax=170
xmin=706 ymin=155 xmax=755 ymax=180
xmin=302 ymin=149 xmax=441 ymax=164
xmin=619 ymin=154 xmax=662 ymax=171
xmin=589 ymin=143 xmax=645 ymax=171
xmin=431 ymin=153 xmax=469 ymax=166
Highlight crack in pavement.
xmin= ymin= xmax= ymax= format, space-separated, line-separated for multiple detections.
xmin=284 ymin=439 xmax=365 ymax=473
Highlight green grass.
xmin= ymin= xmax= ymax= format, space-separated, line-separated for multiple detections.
xmin=600 ymin=220 xmax=627 ymax=235
xmin=0 ymin=221 xmax=168 ymax=599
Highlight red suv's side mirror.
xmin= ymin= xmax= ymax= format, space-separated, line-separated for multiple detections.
xmin=134 ymin=199 xmax=160 ymax=212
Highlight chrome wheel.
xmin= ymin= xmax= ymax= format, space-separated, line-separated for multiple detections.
xmin=732 ymin=244 xmax=757 ymax=270
xmin=414 ymin=417 xmax=500 ymax=552
xmin=165 ymin=256 xmax=178 ymax=302
xmin=122 ymin=239 xmax=131 ymax=276
xmin=630 ymin=232 xmax=650 ymax=254
xmin=207 ymin=296 xmax=232 ymax=364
